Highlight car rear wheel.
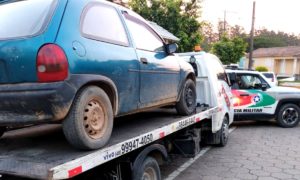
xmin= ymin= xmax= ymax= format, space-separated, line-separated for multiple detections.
xmin=63 ymin=86 xmax=113 ymax=150
xmin=277 ymin=103 xmax=300 ymax=128
xmin=0 ymin=126 xmax=6 ymax=138
xmin=176 ymin=79 xmax=196 ymax=116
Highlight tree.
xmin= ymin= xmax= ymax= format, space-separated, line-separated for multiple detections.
xmin=229 ymin=25 xmax=247 ymax=39
xmin=255 ymin=66 xmax=268 ymax=72
xmin=129 ymin=0 xmax=202 ymax=52
xmin=244 ymin=28 xmax=300 ymax=51
xmin=107 ymin=0 xmax=127 ymax=6
xmin=200 ymin=21 xmax=219 ymax=51
xmin=212 ymin=36 xmax=247 ymax=64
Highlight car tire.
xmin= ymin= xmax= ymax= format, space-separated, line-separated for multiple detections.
xmin=133 ymin=156 xmax=161 ymax=180
xmin=63 ymin=86 xmax=113 ymax=150
xmin=277 ymin=103 xmax=300 ymax=128
xmin=176 ymin=79 xmax=196 ymax=116
xmin=217 ymin=116 xmax=229 ymax=147
xmin=0 ymin=126 xmax=6 ymax=138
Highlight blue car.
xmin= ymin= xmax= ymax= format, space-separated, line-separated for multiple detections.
xmin=0 ymin=0 xmax=196 ymax=150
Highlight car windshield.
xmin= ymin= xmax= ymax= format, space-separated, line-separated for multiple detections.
xmin=262 ymin=73 xmax=273 ymax=78
xmin=0 ymin=0 xmax=56 ymax=40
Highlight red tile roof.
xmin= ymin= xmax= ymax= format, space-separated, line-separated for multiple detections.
xmin=249 ymin=46 xmax=300 ymax=58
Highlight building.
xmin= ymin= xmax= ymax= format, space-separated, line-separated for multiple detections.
xmin=246 ymin=46 xmax=300 ymax=76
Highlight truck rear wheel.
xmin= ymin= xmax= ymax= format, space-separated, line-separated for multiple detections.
xmin=277 ymin=103 xmax=300 ymax=128
xmin=133 ymin=156 xmax=161 ymax=180
xmin=176 ymin=79 xmax=196 ymax=116
xmin=0 ymin=126 xmax=6 ymax=138
xmin=63 ymin=86 xmax=113 ymax=150
xmin=218 ymin=116 xmax=229 ymax=147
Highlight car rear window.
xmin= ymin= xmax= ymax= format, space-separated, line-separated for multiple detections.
xmin=262 ymin=73 xmax=274 ymax=78
xmin=0 ymin=0 xmax=57 ymax=40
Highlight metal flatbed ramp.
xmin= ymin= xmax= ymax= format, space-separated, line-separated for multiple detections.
xmin=0 ymin=107 xmax=217 ymax=180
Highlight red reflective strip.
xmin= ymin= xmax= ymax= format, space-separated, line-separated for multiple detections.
xmin=159 ymin=132 xmax=165 ymax=138
xmin=68 ymin=166 xmax=82 ymax=178
xmin=196 ymin=117 xmax=201 ymax=122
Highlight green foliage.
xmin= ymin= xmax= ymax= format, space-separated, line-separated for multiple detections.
xmin=129 ymin=0 xmax=202 ymax=52
xmin=201 ymin=21 xmax=248 ymax=52
xmin=255 ymin=66 xmax=268 ymax=72
xmin=247 ymin=29 xmax=300 ymax=51
xmin=212 ymin=36 xmax=247 ymax=64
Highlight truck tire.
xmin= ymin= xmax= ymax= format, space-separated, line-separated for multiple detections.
xmin=176 ymin=79 xmax=196 ymax=116
xmin=276 ymin=103 xmax=300 ymax=128
xmin=218 ymin=116 xmax=229 ymax=147
xmin=63 ymin=86 xmax=113 ymax=150
xmin=0 ymin=126 xmax=6 ymax=138
xmin=133 ymin=156 xmax=161 ymax=180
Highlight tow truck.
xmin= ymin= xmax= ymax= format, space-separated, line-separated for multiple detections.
xmin=0 ymin=107 xmax=219 ymax=180
xmin=0 ymin=50 xmax=234 ymax=180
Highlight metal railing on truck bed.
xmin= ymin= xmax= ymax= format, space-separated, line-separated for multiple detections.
xmin=0 ymin=107 xmax=217 ymax=180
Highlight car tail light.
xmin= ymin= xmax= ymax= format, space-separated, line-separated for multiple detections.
xmin=272 ymin=77 xmax=274 ymax=82
xmin=37 ymin=44 xmax=68 ymax=82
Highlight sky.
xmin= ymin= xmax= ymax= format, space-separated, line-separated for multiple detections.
xmin=201 ymin=0 xmax=300 ymax=35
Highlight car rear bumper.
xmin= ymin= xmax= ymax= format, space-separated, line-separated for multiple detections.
xmin=0 ymin=78 xmax=77 ymax=125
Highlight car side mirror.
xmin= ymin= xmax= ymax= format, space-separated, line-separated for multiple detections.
xmin=261 ymin=83 xmax=267 ymax=91
xmin=166 ymin=43 xmax=178 ymax=54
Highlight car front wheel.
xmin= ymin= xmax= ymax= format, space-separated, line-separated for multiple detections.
xmin=63 ymin=86 xmax=113 ymax=150
xmin=176 ymin=79 xmax=196 ymax=116
xmin=218 ymin=116 xmax=229 ymax=147
xmin=277 ymin=103 xmax=300 ymax=128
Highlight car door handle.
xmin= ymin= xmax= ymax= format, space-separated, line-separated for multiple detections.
xmin=140 ymin=57 xmax=148 ymax=64
xmin=240 ymin=94 xmax=249 ymax=97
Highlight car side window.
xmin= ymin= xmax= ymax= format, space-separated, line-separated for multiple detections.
xmin=81 ymin=3 xmax=129 ymax=46
xmin=124 ymin=13 xmax=164 ymax=52
xmin=237 ymin=74 xmax=262 ymax=90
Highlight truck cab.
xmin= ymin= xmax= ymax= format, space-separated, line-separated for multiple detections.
xmin=177 ymin=51 xmax=234 ymax=146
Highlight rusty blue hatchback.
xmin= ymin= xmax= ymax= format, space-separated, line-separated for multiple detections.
xmin=0 ymin=0 xmax=196 ymax=150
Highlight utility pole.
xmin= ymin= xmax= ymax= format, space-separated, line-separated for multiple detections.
xmin=223 ymin=10 xmax=226 ymax=33
xmin=248 ymin=1 xmax=256 ymax=69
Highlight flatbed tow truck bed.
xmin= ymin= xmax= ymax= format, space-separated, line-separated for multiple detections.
xmin=0 ymin=107 xmax=217 ymax=180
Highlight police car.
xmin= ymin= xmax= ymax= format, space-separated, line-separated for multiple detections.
xmin=226 ymin=69 xmax=300 ymax=128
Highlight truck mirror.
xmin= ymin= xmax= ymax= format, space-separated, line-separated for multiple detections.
xmin=190 ymin=55 xmax=196 ymax=63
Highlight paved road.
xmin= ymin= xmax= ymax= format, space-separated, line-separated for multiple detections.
xmin=162 ymin=120 xmax=300 ymax=180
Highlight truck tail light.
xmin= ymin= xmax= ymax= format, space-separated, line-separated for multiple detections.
xmin=37 ymin=44 xmax=68 ymax=82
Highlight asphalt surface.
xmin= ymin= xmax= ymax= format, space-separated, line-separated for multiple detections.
xmin=161 ymin=120 xmax=300 ymax=180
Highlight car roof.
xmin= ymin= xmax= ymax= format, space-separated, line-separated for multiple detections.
xmin=262 ymin=72 xmax=275 ymax=74
xmin=225 ymin=69 xmax=259 ymax=74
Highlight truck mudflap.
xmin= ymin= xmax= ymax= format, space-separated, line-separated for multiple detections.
xmin=0 ymin=107 xmax=217 ymax=180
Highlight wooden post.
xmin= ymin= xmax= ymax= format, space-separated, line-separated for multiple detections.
xmin=248 ymin=1 xmax=256 ymax=69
